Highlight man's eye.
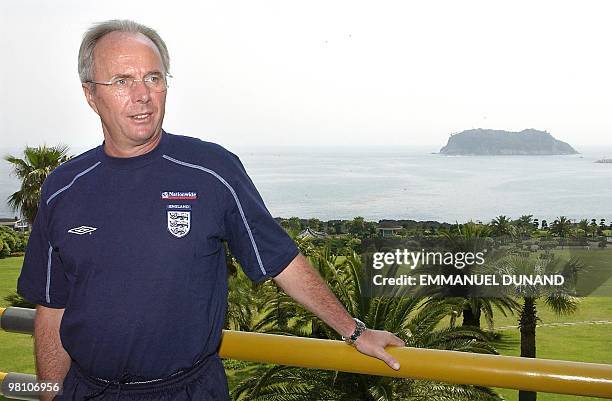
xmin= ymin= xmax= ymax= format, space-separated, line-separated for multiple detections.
xmin=114 ymin=79 xmax=128 ymax=86
xmin=147 ymin=75 xmax=161 ymax=83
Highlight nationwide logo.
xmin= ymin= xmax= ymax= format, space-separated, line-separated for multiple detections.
xmin=161 ymin=191 xmax=197 ymax=200
xmin=68 ymin=226 xmax=98 ymax=235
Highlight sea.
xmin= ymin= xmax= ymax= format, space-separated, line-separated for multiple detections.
xmin=2 ymin=144 xmax=612 ymax=224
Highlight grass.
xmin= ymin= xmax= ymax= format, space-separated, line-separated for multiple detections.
xmin=0 ymin=256 xmax=22 ymax=309
xmin=492 ymin=324 xmax=612 ymax=401
xmin=489 ymin=296 xmax=612 ymax=328
xmin=1 ymin=255 xmax=611 ymax=401
xmin=0 ymin=256 xmax=34 ymax=401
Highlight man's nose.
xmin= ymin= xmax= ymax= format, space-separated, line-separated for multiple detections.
xmin=130 ymin=80 xmax=151 ymax=103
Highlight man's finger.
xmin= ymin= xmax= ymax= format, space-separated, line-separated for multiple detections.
xmin=378 ymin=350 xmax=401 ymax=370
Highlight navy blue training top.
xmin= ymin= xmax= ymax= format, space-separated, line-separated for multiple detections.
xmin=17 ymin=131 xmax=299 ymax=380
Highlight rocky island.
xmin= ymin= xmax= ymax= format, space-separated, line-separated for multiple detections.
xmin=439 ymin=129 xmax=578 ymax=155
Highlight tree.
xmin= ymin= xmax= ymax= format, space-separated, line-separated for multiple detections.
xmin=493 ymin=254 xmax=582 ymax=401
xmin=348 ymin=216 xmax=366 ymax=237
xmin=550 ymin=216 xmax=572 ymax=244
xmin=5 ymin=145 xmax=71 ymax=224
xmin=577 ymin=219 xmax=589 ymax=237
xmin=438 ymin=222 xmax=519 ymax=329
xmin=513 ymin=215 xmax=535 ymax=238
xmin=490 ymin=215 xmax=513 ymax=238
xmin=280 ymin=217 xmax=304 ymax=239
xmin=225 ymin=242 xmax=291 ymax=333
xmin=589 ymin=219 xmax=598 ymax=239
xmin=307 ymin=218 xmax=323 ymax=231
xmin=0 ymin=226 xmax=28 ymax=257
xmin=0 ymin=238 xmax=9 ymax=258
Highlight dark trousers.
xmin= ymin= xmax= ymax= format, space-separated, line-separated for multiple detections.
xmin=52 ymin=356 xmax=230 ymax=401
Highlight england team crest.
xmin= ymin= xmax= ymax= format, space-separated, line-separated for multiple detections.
xmin=167 ymin=205 xmax=191 ymax=238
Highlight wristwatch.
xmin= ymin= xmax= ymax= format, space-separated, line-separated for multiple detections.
xmin=342 ymin=318 xmax=367 ymax=345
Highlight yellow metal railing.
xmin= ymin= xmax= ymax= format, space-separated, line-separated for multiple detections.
xmin=2 ymin=307 xmax=612 ymax=399
xmin=219 ymin=331 xmax=612 ymax=398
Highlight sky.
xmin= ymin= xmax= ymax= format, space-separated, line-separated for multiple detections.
xmin=1 ymin=0 xmax=611 ymax=151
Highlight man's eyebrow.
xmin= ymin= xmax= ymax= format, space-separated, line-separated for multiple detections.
xmin=109 ymin=71 xmax=163 ymax=79
xmin=110 ymin=73 xmax=134 ymax=79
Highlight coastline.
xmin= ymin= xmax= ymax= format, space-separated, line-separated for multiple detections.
xmin=3 ymin=145 xmax=612 ymax=222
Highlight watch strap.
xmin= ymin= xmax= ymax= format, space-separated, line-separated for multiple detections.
xmin=342 ymin=318 xmax=366 ymax=345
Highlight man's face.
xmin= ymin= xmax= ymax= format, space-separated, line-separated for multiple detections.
xmin=83 ymin=31 xmax=166 ymax=149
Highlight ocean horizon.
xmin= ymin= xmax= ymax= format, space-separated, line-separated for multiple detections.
xmin=2 ymin=143 xmax=612 ymax=225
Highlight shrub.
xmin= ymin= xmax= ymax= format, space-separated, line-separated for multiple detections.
xmin=0 ymin=226 xmax=28 ymax=255
xmin=0 ymin=239 xmax=10 ymax=258
xmin=4 ymin=292 xmax=36 ymax=308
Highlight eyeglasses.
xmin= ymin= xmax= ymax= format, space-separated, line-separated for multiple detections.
xmin=84 ymin=72 xmax=171 ymax=93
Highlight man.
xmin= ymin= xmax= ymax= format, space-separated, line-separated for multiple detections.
xmin=17 ymin=19 xmax=404 ymax=401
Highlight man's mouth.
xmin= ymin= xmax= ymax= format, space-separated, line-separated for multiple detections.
xmin=129 ymin=113 xmax=152 ymax=121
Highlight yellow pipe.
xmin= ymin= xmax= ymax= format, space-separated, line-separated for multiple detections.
xmin=1 ymin=313 xmax=611 ymax=398
xmin=0 ymin=307 xmax=5 ymax=316
xmin=218 ymin=331 xmax=612 ymax=399
xmin=0 ymin=371 xmax=6 ymax=381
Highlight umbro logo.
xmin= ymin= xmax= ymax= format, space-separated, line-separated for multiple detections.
xmin=68 ymin=226 xmax=98 ymax=235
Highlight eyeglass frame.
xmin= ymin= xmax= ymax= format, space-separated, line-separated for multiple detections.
xmin=83 ymin=72 xmax=172 ymax=92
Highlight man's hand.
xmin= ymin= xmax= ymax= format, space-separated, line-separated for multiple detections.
xmin=352 ymin=329 xmax=405 ymax=370
xmin=273 ymin=253 xmax=406 ymax=370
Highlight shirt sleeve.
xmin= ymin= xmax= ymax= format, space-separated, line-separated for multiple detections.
xmin=221 ymin=152 xmax=299 ymax=283
xmin=17 ymin=182 xmax=71 ymax=308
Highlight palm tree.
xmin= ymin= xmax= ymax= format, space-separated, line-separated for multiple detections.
xmin=493 ymin=254 xmax=582 ymax=401
xmin=550 ymin=216 xmax=573 ymax=249
xmin=224 ymin=242 xmax=289 ymax=332
xmin=438 ymin=222 xmax=519 ymax=328
xmin=550 ymin=216 xmax=572 ymax=238
xmin=515 ymin=215 xmax=533 ymax=226
xmin=513 ymin=215 xmax=535 ymax=239
xmin=490 ymin=215 xmax=513 ymax=239
xmin=226 ymin=263 xmax=262 ymax=331
xmin=5 ymin=145 xmax=71 ymax=224
xmin=231 ymin=249 xmax=503 ymax=401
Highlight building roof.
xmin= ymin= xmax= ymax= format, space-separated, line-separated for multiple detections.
xmin=296 ymin=228 xmax=328 ymax=239
xmin=377 ymin=221 xmax=403 ymax=229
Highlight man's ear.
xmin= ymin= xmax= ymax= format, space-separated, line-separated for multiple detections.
xmin=82 ymin=83 xmax=100 ymax=115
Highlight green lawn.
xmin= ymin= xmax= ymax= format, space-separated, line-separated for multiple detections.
xmin=0 ymin=257 xmax=23 ymax=309
xmin=492 ymin=324 xmax=612 ymax=401
xmin=1 ymin=255 xmax=611 ymax=401
xmin=490 ymin=296 xmax=612 ymax=328
xmin=0 ymin=257 xmax=34 ymax=401
xmin=0 ymin=256 xmax=34 ymax=375
xmin=0 ymin=256 xmax=34 ymax=374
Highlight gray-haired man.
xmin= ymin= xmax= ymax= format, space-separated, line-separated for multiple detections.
xmin=17 ymin=19 xmax=404 ymax=401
